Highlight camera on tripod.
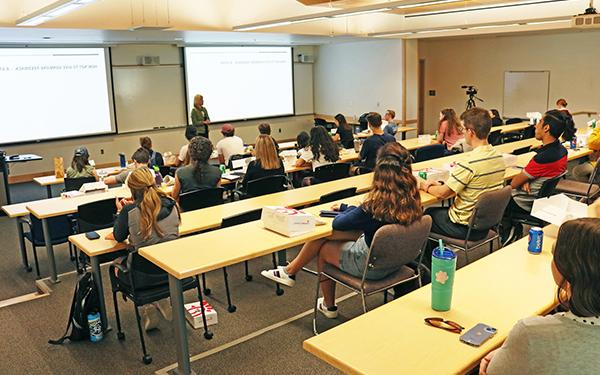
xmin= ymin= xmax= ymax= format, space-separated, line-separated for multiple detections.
xmin=461 ymin=85 xmax=483 ymax=110
xmin=462 ymin=85 xmax=478 ymax=97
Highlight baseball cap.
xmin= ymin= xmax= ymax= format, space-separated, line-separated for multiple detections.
xmin=74 ymin=147 xmax=89 ymax=158
xmin=221 ymin=124 xmax=235 ymax=135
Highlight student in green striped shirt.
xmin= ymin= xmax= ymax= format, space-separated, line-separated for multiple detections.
xmin=191 ymin=94 xmax=210 ymax=137
xmin=419 ymin=107 xmax=505 ymax=242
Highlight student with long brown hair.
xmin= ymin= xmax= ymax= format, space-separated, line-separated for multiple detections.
xmin=172 ymin=136 xmax=221 ymax=201
xmin=481 ymin=218 xmax=600 ymax=374
xmin=107 ymin=168 xmax=181 ymax=331
xmin=242 ymin=134 xmax=284 ymax=190
xmin=262 ymin=142 xmax=422 ymax=318
xmin=437 ymin=108 xmax=464 ymax=150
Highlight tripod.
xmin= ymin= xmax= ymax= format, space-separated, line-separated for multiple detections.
xmin=466 ymin=94 xmax=484 ymax=110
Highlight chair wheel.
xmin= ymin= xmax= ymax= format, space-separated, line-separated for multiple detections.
xmin=227 ymin=305 xmax=237 ymax=313
xmin=70 ymin=256 xmax=76 ymax=261
xmin=204 ymin=331 xmax=214 ymax=340
xmin=276 ymin=288 xmax=284 ymax=296
xmin=245 ymin=275 xmax=253 ymax=281
xmin=77 ymin=268 xmax=84 ymax=275
xmin=142 ymin=355 xmax=152 ymax=365
xmin=203 ymin=288 xmax=211 ymax=296
xmin=117 ymin=332 xmax=125 ymax=341
xmin=25 ymin=266 xmax=32 ymax=272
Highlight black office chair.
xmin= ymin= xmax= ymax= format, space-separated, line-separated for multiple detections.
xmin=179 ymin=188 xmax=225 ymax=212
xmin=521 ymin=125 xmax=535 ymax=139
xmin=110 ymin=253 xmax=213 ymax=365
xmin=158 ymin=166 xmax=174 ymax=178
xmin=314 ymin=163 xmax=351 ymax=183
xmin=74 ymin=199 xmax=120 ymax=272
xmin=354 ymin=166 xmax=373 ymax=175
xmin=413 ymin=144 xmax=445 ymax=162
xmin=64 ymin=176 xmax=96 ymax=191
xmin=512 ymin=146 xmax=532 ymax=155
xmin=22 ymin=214 xmax=73 ymax=278
xmin=318 ymin=187 xmax=358 ymax=204
xmin=246 ymin=175 xmax=287 ymax=197
xmin=488 ymin=130 xmax=503 ymax=146
xmin=501 ymin=132 xmax=522 ymax=144
xmin=505 ymin=118 xmax=523 ymax=125
xmin=314 ymin=118 xmax=328 ymax=127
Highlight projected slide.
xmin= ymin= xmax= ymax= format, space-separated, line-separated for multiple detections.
xmin=0 ymin=48 xmax=114 ymax=145
xmin=185 ymin=46 xmax=294 ymax=123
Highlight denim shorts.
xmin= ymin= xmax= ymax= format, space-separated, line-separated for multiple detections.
xmin=339 ymin=235 xmax=394 ymax=280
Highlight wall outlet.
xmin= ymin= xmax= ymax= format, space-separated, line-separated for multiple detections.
xmin=100 ymin=149 xmax=104 ymax=155
xmin=278 ymin=128 xmax=282 ymax=133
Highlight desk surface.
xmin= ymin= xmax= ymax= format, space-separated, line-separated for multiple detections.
xmin=497 ymin=122 xmax=530 ymax=133
xmin=303 ymin=234 xmax=558 ymax=375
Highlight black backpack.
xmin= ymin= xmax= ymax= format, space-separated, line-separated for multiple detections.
xmin=49 ymin=272 xmax=100 ymax=345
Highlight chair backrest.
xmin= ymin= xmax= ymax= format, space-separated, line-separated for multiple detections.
xmin=64 ymin=176 xmax=96 ymax=191
xmin=505 ymin=118 xmax=523 ymax=125
xmin=537 ymin=172 xmax=567 ymax=198
xmin=314 ymin=118 xmax=328 ymax=126
xmin=487 ymin=130 xmax=502 ymax=146
xmin=77 ymin=198 xmax=117 ymax=233
xmin=221 ymin=208 xmax=263 ymax=228
xmin=355 ymin=166 xmax=373 ymax=175
xmin=368 ymin=216 xmax=432 ymax=272
xmin=501 ymin=132 xmax=521 ymax=144
xmin=29 ymin=214 xmax=73 ymax=243
xmin=521 ymin=125 xmax=535 ymax=139
xmin=512 ymin=146 xmax=532 ymax=155
xmin=179 ymin=187 xmax=225 ymax=212
xmin=158 ymin=166 xmax=174 ymax=178
xmin=314 ymin=163 xmax=351 ymax=182
xmin=413 ymin=144 xmax=446 ymax=162
xmin=246 ymin=175 xmax=287 ymax=197
xmin=468 ymin=186 xmax=512 ymax=232
xmin=318 ymin=187 xmax=357 ymax=204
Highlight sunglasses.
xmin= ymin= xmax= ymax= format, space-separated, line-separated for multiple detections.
xmin=424 ymin=317 xmax=465 ymax=334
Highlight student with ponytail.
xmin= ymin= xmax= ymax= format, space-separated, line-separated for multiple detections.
xmin=172 ymin=136 xmax=222 ymax=201
xmin=261 ymin=142 xmax=423 ymax=318
xmin=107 ymin=168 xmax=181 ymax=331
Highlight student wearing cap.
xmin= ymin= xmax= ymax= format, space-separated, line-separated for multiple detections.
xmin=66 ymin=147 xmax=98 ymax=180
xmin=191 ymin=94 xmax=210 ymax=137
xmin=216 ymin=124 xmax=245 ymax=165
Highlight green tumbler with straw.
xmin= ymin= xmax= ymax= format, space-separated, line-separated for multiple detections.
xmin=431 ymin=239 xmax=457 ymax=311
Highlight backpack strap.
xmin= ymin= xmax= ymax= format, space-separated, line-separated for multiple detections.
xmin=48 ymin=284 xmax=79 ymax=345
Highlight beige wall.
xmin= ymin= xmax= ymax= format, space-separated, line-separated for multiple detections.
xmin=404 ymin=39 xmax=419 ymax=122
xmin=4 ymin=44 xmax=315 ymax=180
xmin=419 ymin=30 xmax=600 ymax=134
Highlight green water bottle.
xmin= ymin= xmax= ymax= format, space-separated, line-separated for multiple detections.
xmin=431 ymin=241 xmax=457 ymax=312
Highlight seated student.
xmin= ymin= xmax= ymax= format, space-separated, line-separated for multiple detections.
xmin=261 ymin=142 xmax=422 ymax=317
xmin=358 ymin=112 xmax=396 ymax=170
xmin=556 ymin=98 xmax=577 ymax=142
xmin=172 ymin=136 xmax=222 ymax=201
xmin=65 ymin=147 xmax=98 ymax=180
xmin=258 ymin=123 xmax=279 ymax=151
xmin=481 ymin=218 xmax=600 ymax=375
xmin=140 ymin=136 xmax=164 ymax=168
xmin=331 ymin=113 xmax=355 ymax=149
xmin=573 ymin=125 xmax=600 ymax=181
xmin=104 ymin=148 xmax=150 ymax=186
xmin=242 ymin=134 xmax=285 ymax=190
xmin=106 ymin=167 xmax=181 ymax=331
xmin=420 ymin=108 xmax=505 ymax=242
xmin=296 ymin=131 xmax=310 ymax=155
xmin=490 ymin=109 xmax=504 ymax=127
xmin=436 ymin=108 xmax=465 ymax=150
xmin=173 ymin=125 xmax=198 ymax=167
xmin=216 ymin=124 xmax=245 ymax=165
xmin=296 ymin=126 xmax=340 ymax=174
xmin=382 ymin=109 xmax=398 ymax=137
xmin=508 ymin=110 xmax=572 ymax=214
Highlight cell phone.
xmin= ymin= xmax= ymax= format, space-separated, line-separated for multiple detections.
xmin=459 ymin=323 xmax=497 ymax=347
xmin=319 ymin=210 xmax=340 ymax=218
xmin=85 ymin=231 xmax=100 ymax=240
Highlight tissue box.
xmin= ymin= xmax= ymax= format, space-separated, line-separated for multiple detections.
xmin=413 ymin=168 xmax=449 ymax=183
xmin=261 ymin=206 xmax=316 ymax=237
xmin=502 ymin=153 xmax=518 ymax=168
xmin=185 ymin=300 xmax=218 ymax=329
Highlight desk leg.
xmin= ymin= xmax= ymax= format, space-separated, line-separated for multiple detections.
xmin=41 ymin=218 xmax=59 ymax=283
xmin=169 ymin=275 xmax=195 ymax=375
xmin=90 ymin=256 xmax=110 ymax=332
xmin=16 ymin=219 xmax=30 ymax=271
xmin=277 ymin=250 xmax=287 ymax=266
xmin=45 ymin=185 xmax=52 ymax=198
xmin=402 ymin=131 xmax=407 ymax=141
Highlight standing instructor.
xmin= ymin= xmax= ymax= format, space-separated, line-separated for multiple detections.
xmin=191 ymin=94 xmax=210 ymax=137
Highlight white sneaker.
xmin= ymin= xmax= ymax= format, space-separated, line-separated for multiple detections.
xmin=261 ymin=266 xmax=296 ymax=287
xmin=317 ymin=297 xmax=338 ymax=319
xmin=141 ymin=304 xmax=160 ymax=331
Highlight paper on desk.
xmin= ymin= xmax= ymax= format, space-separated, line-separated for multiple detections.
xmin=531 ymin=194 xmax=587 ymax=227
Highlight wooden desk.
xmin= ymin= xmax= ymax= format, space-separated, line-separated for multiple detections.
xmin=278 ymin=141 xmax=297 ymax=151
xmin=496 ymin=122 xmax=531 ymax=134
xmin=33 ymin=166 xmax=124 ymax=198
xmin=303 ymin=234 xmax=558 ymax=374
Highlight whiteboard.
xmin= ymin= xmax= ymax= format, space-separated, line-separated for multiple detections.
xmin=503 ymin=71 xmax=550 ymax=119
xmin=293 ymin=63 xmax=314 ymax=115
xmin=113 ymin=65 xmax=187 ymax=133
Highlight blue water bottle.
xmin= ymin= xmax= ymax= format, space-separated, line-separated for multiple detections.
xmin=88 ymin=312 xmax=103 ymax=342
xmin=119 ymin=153 xmax=126 ymax=168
